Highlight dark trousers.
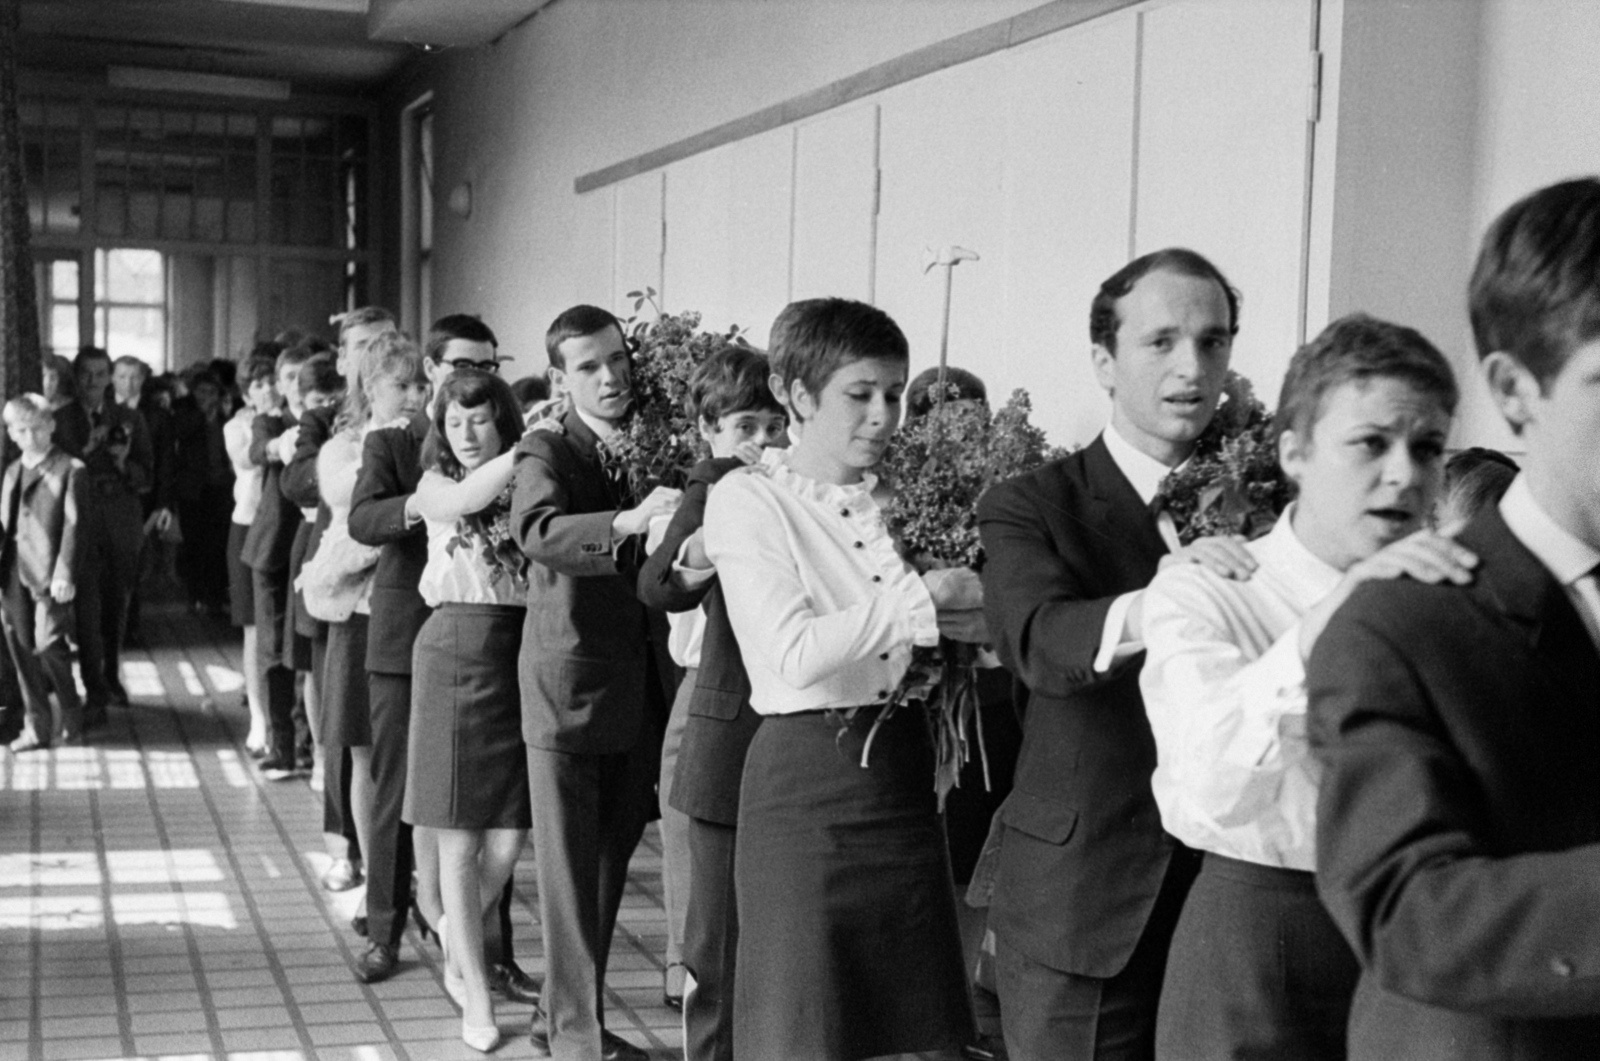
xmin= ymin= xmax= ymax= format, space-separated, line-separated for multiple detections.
xmin=76 ymin=511 xmax=139 ymax=709
xmin=366 ymin=671 xmax=414 ymax=949
xmin=1000 ymin=847 xmax=1200 ymax=1061
xmin=1 ymin=571 xmax=82 ymax=742
xmin=253 ymin=568 xmax=303 ymax=763
xmin=177 ymin=486 xmax=232 ymax=609
xmin=682 ymin=816 xmax=737 ymax=1061
xmin=1155 ymin=854 xmax=1358 ymax=1061
xmin=526 ymin=742 xmax=654 ymax=1061
xmin=322 ymin=745 xmax=361 ymax=862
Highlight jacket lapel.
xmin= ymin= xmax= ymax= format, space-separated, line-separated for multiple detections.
xmin=1082 ymin=434 xmax=1168 ymax=562
xmin=562 ymin=410 xmax=620 ymax=509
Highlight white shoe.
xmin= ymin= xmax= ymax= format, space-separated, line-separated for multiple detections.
xmin=462 ymin=1018 xmax=500 ymax=1052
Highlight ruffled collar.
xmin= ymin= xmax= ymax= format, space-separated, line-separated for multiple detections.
xmin=758 ymin=447 xmax=880 ymax=506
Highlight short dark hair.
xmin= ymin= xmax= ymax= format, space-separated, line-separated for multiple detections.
xmin=425 ymin=314 xmax=499 ymax=363
xmin=545 ymin=305 xmax=623 ymax=370
xmin=906 ymin=365 xmax=988 ymax=419
xmin=688 ymin=347 xmax=783 ymax=426
xmin=422 ymin=370 xmax=525 ymax=479
xmin=1469 ymin=177 xmax=1600 ymax=386
xmin=510 ymin=375 xmax=550 ymax=411
xmin=74 ymin=345 xmax=112 ymax=372
xmin=1441 ymin=447 xmax=1519 ymax=524
xmin=242 ymin=351 xmax=278 ymax=386
xmin=769 ymin=298 xmax=909 ymax=417
xmin=276 ymin=342 xmax=317 ymax=373
xmin=298 ymin=353 xmax=344 ymax=398
xmin=1090 ymin=248 xmax=1241 ymax=354
xmin=209 ymin=357 xmax=239 ymax=393
xmin=1273 ymin=313 xmax=1459 ymax=442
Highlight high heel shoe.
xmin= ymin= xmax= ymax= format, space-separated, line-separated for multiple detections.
xmin=462 ymin=1018 xmax=500 ymax=1052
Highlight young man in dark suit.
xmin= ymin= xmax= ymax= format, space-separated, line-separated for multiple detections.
xmin=977 ymin=249 xmax=1255 ymax=1061
xmin=1310 ymin=178 xmax=1600 ymax=1060
xmin=512 ymin=304 xmax=680 ymax=1061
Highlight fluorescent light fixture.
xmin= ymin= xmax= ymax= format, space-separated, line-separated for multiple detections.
xmin=108 ymin=66 xmax=292 ymax=101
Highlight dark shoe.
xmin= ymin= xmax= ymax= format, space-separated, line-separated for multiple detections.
xmin=295 ymin=753 xmax=315 ymax=773
xmin=351 ymin=914 xmax=369 ymax=937
xmin=662 ymin=961 xmax=685 ymax=1011
xmin=259 ymin=755 xmax=298 ymax=781
xmin=529 ymin=1016 xmax=647 ymax=1060
xmin=354 ymin=941 xmax=398 ymax=983
xmin=963 ymin=1035 xmax=1008 ymax=1061
xmin=321 ymin=858 xmax=363 ymax=892
xmin=490 ymin=960 xmax=541 ymax=1005
xmin=82 ymin=706 xmax=108 ymax=732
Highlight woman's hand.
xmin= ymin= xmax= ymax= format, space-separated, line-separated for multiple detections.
xmin=1159 ymin=534 xmax=1258 ymax=581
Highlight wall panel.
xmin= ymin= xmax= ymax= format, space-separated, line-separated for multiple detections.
xmin=726 ymin=128 xmax=795 ymax=345
xmin=791 ymin=105 xmax=878 ymax=303
xmin=614 ymin=171 xmax=664 ymax=318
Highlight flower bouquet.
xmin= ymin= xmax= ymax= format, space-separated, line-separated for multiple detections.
xmin=870 ymin=387 xmax=1065 ymax=807
xmin=602 ymin=289 xmax=750 ymax=502
xmin=1155 ymin=370 xmax=1293 ymax=544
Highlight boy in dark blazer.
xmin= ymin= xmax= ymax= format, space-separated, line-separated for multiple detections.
xmin=1310 ymin=178 xmax=1600 ymax=1060
xmin=977 ymin=249 xmax=1254 ymax=1061
xmin=636 ymin=346 xmax=787 ymax=1061
xmin=2 ymin=395 xmax=87 ymax=751
xmin=512 ymin=304 xmax=680 ymax=1061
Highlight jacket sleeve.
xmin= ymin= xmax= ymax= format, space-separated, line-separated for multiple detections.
xmin=976 ymin=475 xmax=1127 ymax=700
xmin=280 ymin=409 xmax=328 ymax=510
xmin=249 ymin=412 xmax=286 ymax=467
xmin=510 ymin=435 xmax=624 ymax=578
xmin=348 ymin=430 xmax=420 ymax=547
xmin=52 ymin=460 xmax=87 ymax=586
xmin=637 ymin=467 xmax=725 ymax=614
xmin=1310 ymin=592 xmax=1600 ymax=1017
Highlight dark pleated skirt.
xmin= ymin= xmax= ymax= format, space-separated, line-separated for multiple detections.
xmin=403 ymin=604 xmax=531 ymax=831
xmin=320 ymin=613 xmax=371 ymax=748
xmin=226 ymin=522 xmax=254 ymax=628
xmin=734 ymin=705 xmax=974 ymax=1061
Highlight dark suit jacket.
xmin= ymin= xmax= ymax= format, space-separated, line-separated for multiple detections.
xmin=1 ymin=448 xmax=86 ymax=594
xmin=512 ymin=409 xmax=656 ymax=755
xmin=638 ymin=457 xmax=761 ymax=826
xmin=1309 ymin=505 xmax=1600 ymax=1060
xmin=53 ymin=400 xmax=152 ymax=551
xmin=240 ymin=409 xmax=301 ymax=574
xmin=975 ymin=435 xmax=1179 ymax=979
xmin=348 ymin=414 xmax=431 ymax=676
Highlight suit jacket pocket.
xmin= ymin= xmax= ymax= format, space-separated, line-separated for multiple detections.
xmin=1000 ymin=789 xmax=1079 ymax=846
xmin=690 ymin=683 xmax=746 ymax=721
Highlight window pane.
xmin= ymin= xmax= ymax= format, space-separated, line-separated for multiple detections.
xmin=102 ymin=248 xmax=164 ymax=303
xmin=103 ymin=306 xmax=164 ymax=367
xmin=51 ymin=259 xmax=78 ymax=301
xmin=50 ymin=304 xmax=79 ymax=353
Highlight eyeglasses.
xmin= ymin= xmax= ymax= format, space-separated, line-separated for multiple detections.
xmin=444 ymin=358 xmax=500 ymax=374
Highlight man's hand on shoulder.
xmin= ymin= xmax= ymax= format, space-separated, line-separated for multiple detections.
xmin=1299 ymin=529 xmax=1477 ymax=660
xmin=613 ymin=486 xmax=681 ymax=539
xmin=1159 ymin=534 xmax=1258 ymax=581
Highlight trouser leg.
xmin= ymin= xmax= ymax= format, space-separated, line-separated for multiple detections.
xmin=682 ymin=817 xmax=738 ymax=1061
xmin=365 ymin=672 xmax=414 ymax=948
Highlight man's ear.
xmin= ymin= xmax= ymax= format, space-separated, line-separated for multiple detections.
xmin=1277 ymin=424 xmax=1307 ymax=486
xmin=1482 ymin=351 xmax=1537 ymax=435
xmin=1091 ymin=343 xmax=1116 ymax=396
xmin=546 ymin=365 xmax=566 ymax=397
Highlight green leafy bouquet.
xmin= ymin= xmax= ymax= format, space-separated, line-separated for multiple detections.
xmin=870 ymin=387 xmax=1065 ymax=806
xmin=1155 ymin=370 xmax=1293 ymax=544
xmin=603 ymin=289 xmax=749 ymax=502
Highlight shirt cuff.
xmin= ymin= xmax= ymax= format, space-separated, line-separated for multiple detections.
xmin=902 ymin=572 xmax=940 ymax=648
xmin=669 ymin=538 xmax=716 ymax=587
xmin=1094 ymin=591 xmax=1143 ymax=672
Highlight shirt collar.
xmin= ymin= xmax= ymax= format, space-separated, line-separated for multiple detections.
xmin=1101 ymin=422 xmax=1182 ymax=505
xmin=573 ymin=405 xmax=618 ymax=446
xmin=1261 ymin=504 xmax=1346 ymax=602
xmin=1500 ymin=474 xmax=1600 ymax=586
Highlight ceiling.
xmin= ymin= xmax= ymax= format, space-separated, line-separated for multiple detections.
xmin=20 ymin=0 xmax=554 ymax=97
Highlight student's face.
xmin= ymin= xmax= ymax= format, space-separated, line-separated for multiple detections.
xmin=430 ymin=339 xmax=500 ymax=390
xmin=6 ymin=415 xmax=53 ymax=457
xmin=789 ymin=357 xmax=906 ymax=481
xmin=195 ymin=382 xmax=221 ymax=417
xmin=303 ymin=389 xmax=341 ymax=413
xmin=444 ymin=400 xmax=505 ymax=472
xmin=112 ymin=363 xmax=145 ymax=404
xmin=1091 ymin=269 xmax=1233 ymax=466
xmin=1280 ymin=376 xmax=1450 ymax=572
xmin=699 ymin=408 xmax=789 ymax=459
xmin=1492 ymin=337 xmax=1600 ymax=550
xmin=367 ymin=373 xmax=428 ymax=424
xmin=76 ymin=359 xmax=112 ymax=407
xmin=551 ymin=327 xmax=631 ymax=424
xmin=339 ymin=320 xmax=397 ymax=376
xmin=277 ymin=365 xmax=303 ymax=412
xmin=248 ymin=376 xmax=279 ymax=415
xmin=41 ymin=366 xmax=60 ymax=401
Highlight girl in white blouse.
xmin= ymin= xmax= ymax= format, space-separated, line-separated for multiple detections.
xmin=225 ymin=352 xmax=276 ymax=754
xmin=404 ymin=371 xmax=530 ymax=1053
xmin=703 ymin=298 xmax=985 ymax=1061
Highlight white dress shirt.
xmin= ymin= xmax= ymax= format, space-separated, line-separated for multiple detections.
xmin=418 ymin=515 xmax=526 ymax=609
xmin=1141 ymin=506 xmax=1341 ymax=870
xmin=1500 ymin=474 xmax=1600 ymax=651
xmin=224 ymin=409 xmax=262 ymax=526
xmin=703 ymin=448 xmax=939 ymax=715
xmin=1094 ymin=424 xmax=1183 ymax=672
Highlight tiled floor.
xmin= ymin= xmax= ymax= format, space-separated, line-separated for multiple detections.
xmin=0 ymin=604 xmax=681 ymax=1061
